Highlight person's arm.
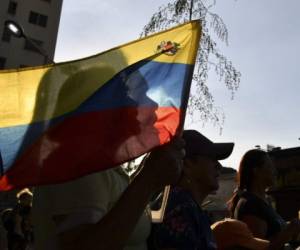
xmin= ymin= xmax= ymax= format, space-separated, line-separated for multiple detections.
xmin=242 ymin=215 xmax=300 ymax=250
xmin=57 ymin=138 xmax=184 ymax=250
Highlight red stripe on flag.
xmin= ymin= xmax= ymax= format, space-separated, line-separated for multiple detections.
xmin=0 ymin=106 xmax=180 ymax=191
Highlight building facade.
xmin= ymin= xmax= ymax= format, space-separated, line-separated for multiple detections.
xmin=268 ymin=146 xmax=300 ymax=220
xmin=0 ymin=0 xmax=63 ymax=211
xmin=0 ymin=0 xmax=63 ymax=69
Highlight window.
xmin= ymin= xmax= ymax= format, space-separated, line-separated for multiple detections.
xmin=29 ymin=12 xmax=38 ymax=24
xmin=2 ymin=28 xmax=11 ymax=42
xmin=28 ymin=11 xmax=48 ymax=27
xmin=0 ymin=57 xmax=7 ymax=69
xmin=39 ymin=15 xmax=48 ymax=27
xmin=24 ymin=39 xmax=44 ymax=53
xmin=8 ymin=1 xmax=17 ymax=15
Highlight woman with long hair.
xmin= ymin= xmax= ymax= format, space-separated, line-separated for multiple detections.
xmin=228 ymin=149 xmax=300 ymax=249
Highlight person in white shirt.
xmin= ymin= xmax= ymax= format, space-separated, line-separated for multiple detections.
xmin=32 ymin=137 xmax=184 ymax=250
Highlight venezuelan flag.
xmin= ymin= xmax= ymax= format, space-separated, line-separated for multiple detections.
xmin=0 ymin=21 xmax=201 ymax=191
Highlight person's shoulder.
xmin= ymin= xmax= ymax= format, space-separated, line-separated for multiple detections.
xmin=248 ymin=193 xmax=270 ymax=210
xmin=36 ymin=166 xmax=125 ymax=192
xmin=63 ymin=166 xmax=128 ymax=196
xmin=239 ymin=192 xmax=262 ymax=206
xmin=33 ymin=166 xmax=127 ymax=214
xmin=236 ymin=192 xmax=266 ymax=219
xmin=166 ymin=187 xmax=198 ymax=215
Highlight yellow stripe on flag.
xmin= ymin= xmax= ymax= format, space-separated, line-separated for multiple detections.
xmin=0 ymin=21 xmax=201 ymax=128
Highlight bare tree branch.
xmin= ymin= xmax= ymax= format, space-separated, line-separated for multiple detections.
xmin=141 ymin=0 xmax=241 ymax=130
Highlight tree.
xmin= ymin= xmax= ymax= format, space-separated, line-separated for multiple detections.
xmin=141 ymin=0 xmax=241 ymax=130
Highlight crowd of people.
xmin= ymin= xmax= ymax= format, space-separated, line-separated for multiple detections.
xmin=1 ymin=129 xmax=300 ymax=250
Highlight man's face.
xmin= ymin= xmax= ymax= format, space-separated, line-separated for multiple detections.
xmin=185 ymin=155 xmax=221 ymax=193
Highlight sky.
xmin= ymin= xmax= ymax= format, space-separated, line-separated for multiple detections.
xmin=54 ymin=0 xmax=300 ymax=169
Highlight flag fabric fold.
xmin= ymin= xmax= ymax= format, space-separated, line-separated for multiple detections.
xmin=0 ymin=21 xmax=201 ymax=191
